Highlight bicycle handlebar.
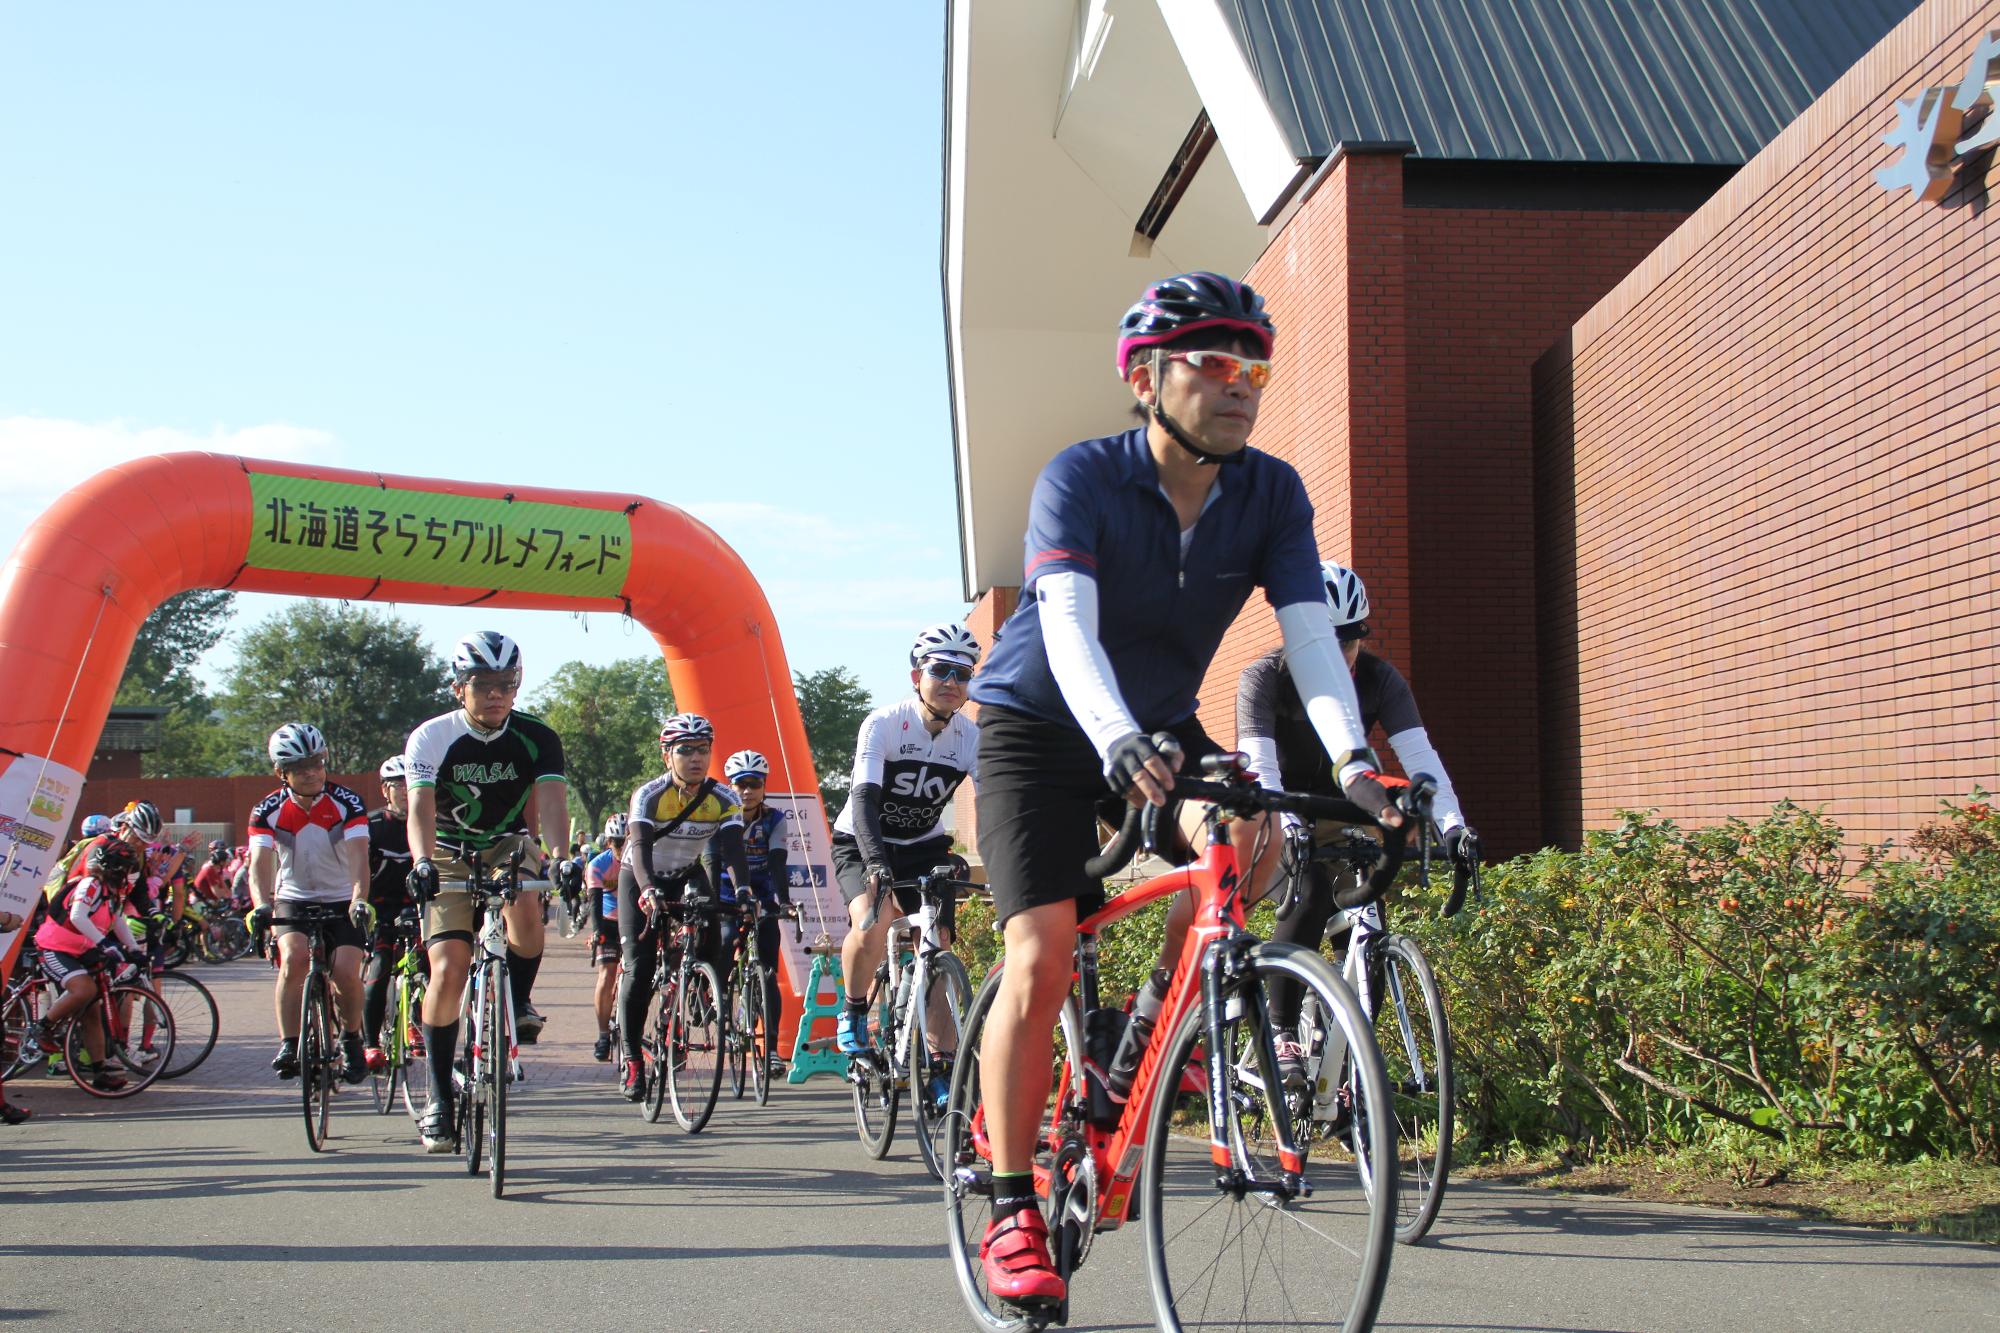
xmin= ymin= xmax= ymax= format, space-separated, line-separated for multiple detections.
xmin=1085 ymin=741 xmax=1435 ymax=916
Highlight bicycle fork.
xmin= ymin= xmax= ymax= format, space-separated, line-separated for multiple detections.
xmin=1203 ymin=934 xmax=1309 ymax=1201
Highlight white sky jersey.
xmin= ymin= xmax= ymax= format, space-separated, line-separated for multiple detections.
xmin=833 ymin=698 xmax=979 ymax=846
xmin=623 ymin=775 xmax=743 ymax=880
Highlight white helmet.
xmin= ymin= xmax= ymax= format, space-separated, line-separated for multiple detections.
xmin=114 ymin=800 xmax=162 ymax=839
xmin=269 ymin=722 xmax=329 ymax=770
xmin=909 ymin=622 xmax=981 ymax=668
xmin=451 ymin=630 xmax=521 ymax=682
xmin=658 ymin=713 xmax=716 ymax=749
xmin=379 ymin=755 xmax=408 ymax=781
xmin=724 ymin=749 xmax=769 ymax=781
xmin=601 ymin=813 xmax=630 ymax=842
xmin=1321 ymin=562 xmax=1370 ymax=633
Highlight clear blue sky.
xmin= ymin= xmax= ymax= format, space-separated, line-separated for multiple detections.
xmin=0 ymin=3 xmax=963 ymax=707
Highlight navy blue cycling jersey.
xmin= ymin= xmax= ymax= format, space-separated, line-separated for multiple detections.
xmin=970 ymin=426 xmax=1324 ymax=731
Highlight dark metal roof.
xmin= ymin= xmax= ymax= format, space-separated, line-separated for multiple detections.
xmin=1219 ymin=0 xmax=1919 ymax=164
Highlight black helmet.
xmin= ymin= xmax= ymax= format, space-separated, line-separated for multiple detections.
xmin=1115 ymin=271 xmax=1275 ymax=379
xmin=88 ymin=839 xmax=142 ymax=885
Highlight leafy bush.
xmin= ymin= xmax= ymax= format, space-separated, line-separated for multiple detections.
xmin=1395 ymin=796 xmax=2000 ymax=1163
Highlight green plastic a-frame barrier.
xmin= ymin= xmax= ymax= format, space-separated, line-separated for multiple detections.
xmin=787 ymin=944 xmax=848 ymax=1083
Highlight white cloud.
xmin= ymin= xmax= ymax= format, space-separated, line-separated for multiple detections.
xmin=0 ymin=415 xmax=340 ymax=527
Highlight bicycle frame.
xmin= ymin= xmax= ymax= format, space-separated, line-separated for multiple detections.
xmin=1024 ymin=812 xmax=1299 ymax=1233
xmin=880 ymin=877 xmax=967 ymax=1078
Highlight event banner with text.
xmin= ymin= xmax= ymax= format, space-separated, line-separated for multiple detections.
xmin=247 ymin=472 xmax=633 ymax=598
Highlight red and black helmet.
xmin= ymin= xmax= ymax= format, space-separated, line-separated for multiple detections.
xmin=87 ymin=838 xmax=142 ymax=885
xmin=1115 ymin=271 xmax=1275 ymax=379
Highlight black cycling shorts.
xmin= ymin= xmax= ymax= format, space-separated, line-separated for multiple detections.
xmin=39 ymin=948 xmax=100 ymax=987
xmin=272 ymin=909 xmax=366 ymax=952
xmin=832 ymin=833 xmax=959 ymax=934
xmin=974 ymin=703 xmax=1219 ymax=927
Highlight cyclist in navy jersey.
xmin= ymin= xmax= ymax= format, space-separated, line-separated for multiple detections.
xmin=831 ymin=624 xmax=980 ymax=1057
xmin=963 ymin=272 xmax=1402 ymax=1308
xmin=717 ymin=749 xmax=790 ymax=1072
xmin=587 ymin=815 xmax=627 ymax=1063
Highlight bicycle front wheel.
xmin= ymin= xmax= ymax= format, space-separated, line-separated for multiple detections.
xmin=300 ymin=973 xmax=335 ymax=1150
xmin=1143 ymin=941 xmax=1396 ymax=1332
xmin=400 ymin=978 xmax=431 ymax=1120
xmin=151 ymin=971 xmax=218 ymax=1080
xmin=642 ymin=987 xmax=671 ymax=1123
xmin=667 ymin=960 xmax=723 ymax=1134
xmin=911 ymin=951 xmax=972 ymax=1182
xmin=66 ymin=985 xmax=176 ymax=1099
xmin=1 ymin=986 xmax=45 ymax=1080
xmin=744 ymin=972 xmax=770 ymax=1107
xmin=485 ymin=958 xmax=508 ymax=1198
xmin=1371 ymin=934 xmax=1453 ymax=1243
xmin=727 ymin=974 xmax=748 ymax=1100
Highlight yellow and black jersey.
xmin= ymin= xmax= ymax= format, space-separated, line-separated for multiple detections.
xmin=622 ymin=775 xmax=742 ymax=879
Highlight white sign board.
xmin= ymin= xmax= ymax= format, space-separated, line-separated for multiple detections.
xmin=0 ymin=754 xmax=86 ymax=976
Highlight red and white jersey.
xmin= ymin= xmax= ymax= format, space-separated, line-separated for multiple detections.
xmin=247 ymin=784 xmax=369 ymax=903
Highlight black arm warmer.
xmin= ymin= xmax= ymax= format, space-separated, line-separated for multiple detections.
xmin=766 ymin=844 xmax=790 ymax=904
xmin=849 ymin=783 xmax=892 ymax=868
xmin=712 ymin=823 xmax=752 ymax=896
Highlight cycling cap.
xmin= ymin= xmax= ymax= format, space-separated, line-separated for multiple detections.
xmin=87 ymin=838 xmax=142 ymax=883
xmin=115 ymin=801 xmax=162 ymax=839
xmin=601 ymin=813 xmax=630 ymax=842
xmin=269 ymin=722 xmax=329 ymax=770
xmin=910 ymin=622 xmax=982 ymax=668
xmin=658 ymin=713 xmax=715 ymax=748
xmin=452 ymin=630 xmax=521 ymax=682
xmin=79 ymin=814 xmax=113 ymax=838
xmin=724 ymin=750 xmax=769 ymax=781
xmin=379 ymin=754 xmax=408 ymax=781
xmin=1115 ymin=271 xmax=1275 ymax=380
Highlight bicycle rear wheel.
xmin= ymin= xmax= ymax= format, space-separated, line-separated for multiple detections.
xmin=911 ymin=951 xmax=972 ymax=1182
xmin=1143 ymin=941 xmax=1396 ymax=1332
xmin=485 ymin=958 xmax=508 ymax=1198
xmin=211 ymin=918 xmax=252 ymax=962
xmin=151 ymin=971 xmax=218 ymax=1079
xmin=300 ymin=973 xmax=335 ymax=1150
xmin=941 ymin=964 xmax=1082 ymax=1332
xmin=667 ymin=960 xmax=723 ymax=1134
xmin=1370 ymin=934 xmax=1453 ymax=1243
xmin=852 ymin=965 xmax=899 ymax=1158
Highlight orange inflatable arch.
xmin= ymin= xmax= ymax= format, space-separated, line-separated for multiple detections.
xmin=0 ymin=452 xmax=829 ymax=1010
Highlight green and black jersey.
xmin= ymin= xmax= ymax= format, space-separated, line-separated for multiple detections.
xmin=403 ymin=709 xmax=567 ymax=856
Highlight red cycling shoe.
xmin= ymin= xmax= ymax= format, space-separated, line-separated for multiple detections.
xmin=981 ymin=1209 xmax=1065 ymax=1307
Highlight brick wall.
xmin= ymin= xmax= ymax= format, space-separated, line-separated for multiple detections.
xmin=1196 ymin=151 xmax=1692 ymax=856
xmin=1534 ymin=0 xmax=2000 ymax=851
xmin=1198 ymin=152 xmax=1408 ymax=765
xmin=1406 ymin=206 xmax=1686 ymax=854
xmin=74 ymin=772 xmax=385 ymax=843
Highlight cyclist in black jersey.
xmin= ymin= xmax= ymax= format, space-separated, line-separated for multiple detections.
xmin=403 ymin=631 xmax=582 ymax=1152
xmin=1237 ymin=562 xmax=1479 ymax=1080
xmin=832 ymin=623 xmax=981 ymax=1056
xmin=718 ymin=749 xmax=790 ymax=1073
xmin=362 ymin=754 xmax=419 ymax=1068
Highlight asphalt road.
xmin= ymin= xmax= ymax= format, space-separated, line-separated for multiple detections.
xmin=1 ymin=934 xmax=1993 ymax=1332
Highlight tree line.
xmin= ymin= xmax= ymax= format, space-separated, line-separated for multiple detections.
xmin=120 ymin=592 xmax=875 ymax=829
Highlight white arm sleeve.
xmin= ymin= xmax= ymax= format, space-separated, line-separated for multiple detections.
xmin=1236 ymin=736 xmax=1285 ymax=795
xmin=1384 ymin=726 xmax=1466 ymax=833
xmin=1039 ymin=571 xmax=1143 ymax=762
xmin=1275 ymin=602 xmax=1373 ymax=785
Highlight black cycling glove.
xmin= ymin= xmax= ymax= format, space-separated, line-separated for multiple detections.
xmin=409 ymin=858 xmax=440 ymax=904
xmin=1105 ymin=731 xmax=1180 ymax=796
